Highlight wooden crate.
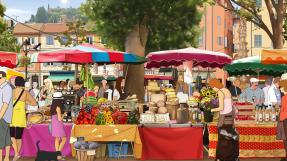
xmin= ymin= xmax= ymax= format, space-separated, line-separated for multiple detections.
xmin=75 ymin=149 xmax=95 ymax=161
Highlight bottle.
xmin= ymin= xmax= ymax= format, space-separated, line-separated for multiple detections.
xmin=191 ymin=109 xmax=196 ymax=124
xmin=265 ymin=108 xmax=270 ymax=122
xmin=198 ymin=109 xmax=202 ymax=122
xmin=201 ymin=111 xmax=204 ymax=123
xmin=255 ymin=106 xmax=258 ymax=123
xmin=262 ymin=106 xmax=266 ymax=122
xmin=271 ymin=107 xmax=276 ymax=122
xmin=258 ymin=107 xmax=263 ymax=122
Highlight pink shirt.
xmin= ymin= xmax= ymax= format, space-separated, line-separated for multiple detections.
xmin=220 ymin=97 xmax=233 ymax=115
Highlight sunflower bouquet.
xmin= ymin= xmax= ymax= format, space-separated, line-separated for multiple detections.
xmin=199 ymin=88 xmax=219 ymax=122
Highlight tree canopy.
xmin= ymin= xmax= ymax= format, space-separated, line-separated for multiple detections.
xmin=81 ymin=0 xmax=206 ymax=101
xmin=218 ymin=0 xmax=287 ymax=49
xmin=81 ymin=0 xmax=205 ymax=53
xmin=0 ymin=3 xmax=20 ymax=52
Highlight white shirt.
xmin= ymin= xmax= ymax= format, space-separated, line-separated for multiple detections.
xmin=106 ymin=89 xmax=120 ymax=101
xmin=264 ymin=84 xmax=277 ymax=106
xmin=263 ymin=85 xmax=271 ymax=106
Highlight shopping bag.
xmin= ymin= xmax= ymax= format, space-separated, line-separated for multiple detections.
xmin=276 ymin=121 xmax=286 ymax=140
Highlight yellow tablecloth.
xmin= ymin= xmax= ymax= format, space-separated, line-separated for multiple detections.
xmin=208 ymin=121 xmax=285 ymax=158
xmin=71 ymin=124 xmax=142 ymax=159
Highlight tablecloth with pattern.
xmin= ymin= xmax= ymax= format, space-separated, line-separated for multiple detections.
xmin=208 ymin=121 xmax=285 ymax=158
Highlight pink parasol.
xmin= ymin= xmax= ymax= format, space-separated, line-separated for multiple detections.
xmin=146 ymin=47 xmax=232 ymax=68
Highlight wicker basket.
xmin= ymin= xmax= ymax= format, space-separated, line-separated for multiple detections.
xmin=26 ymin=111 xmax=45 ymax=124
xmin=75 ymin=149 xmax=96 ymax=161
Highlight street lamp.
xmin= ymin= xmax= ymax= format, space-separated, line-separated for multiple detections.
xmin=22 ymin=39 xmax=31 ymax=81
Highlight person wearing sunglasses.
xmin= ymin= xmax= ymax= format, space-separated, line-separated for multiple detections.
xmin=239 ymin=78 xmax=264 ymax=105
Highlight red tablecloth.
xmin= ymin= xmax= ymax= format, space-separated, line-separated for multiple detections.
xmin=3 ymin=123 xmax=72 ymax=157
xmin=139 ymin=127 xmax=203 ymax=160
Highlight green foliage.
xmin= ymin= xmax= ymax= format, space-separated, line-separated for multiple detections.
xmin=29 ymin=6 xmax=86 ymax=23
xmin=55 ymin=20 xmax=87 ymax=46
xmin=0 ymin=31 xmax=21 ymax=52
xmin=81 ymin=0 xmax=205 ymax=52
xmin=0 ymin=2 xmax=5 ymax=17
xmin=35 ymin=7 xmax=49 ymax=23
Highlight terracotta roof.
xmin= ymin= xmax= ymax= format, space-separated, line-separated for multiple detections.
xmin=13 ymin=23 xmax=43 ymax=35
xmin=13 ymin=23 xmax=69 ymax=35
xmin=42 ymin=23 xmax=68 ymax=33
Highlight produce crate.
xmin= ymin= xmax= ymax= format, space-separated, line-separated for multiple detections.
xmin=95 ymin=144 xmax=107 ymax=158
xmin=108 ymin=142 xmax=128 ymax=158
xmin=75 ymin=149 xmax=95 ymax=161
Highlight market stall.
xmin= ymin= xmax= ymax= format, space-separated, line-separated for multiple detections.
xmin=0 ymin=51 xmax=18 ymax=68
xmin=224 ymin=56 xmax=287 ymax=77
xmin=208 ymin=121 xmax=285 ymax=158
xmin=261 ymin=49 xmax=287 ymax=64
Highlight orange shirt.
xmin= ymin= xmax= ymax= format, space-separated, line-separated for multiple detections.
xmin=280 ymin=94 xmax=287 ymax=121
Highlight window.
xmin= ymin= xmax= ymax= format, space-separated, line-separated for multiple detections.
xmin=255 ymin=0 xmax=262 ymax=8
xmin=86 ymin=36 xmax=93 ymax=44
xmin=46 ymin=36 xmax=54 ymax=45
xmin=217 ymin=36 xmax=223 ymax=46
xmin=28 ymin=37 xmax=35 ymax=45
xmin=224 ymin=37 xmax=228 ymax=48
xmin=254 ymin=35 xmax=262 ymax=47
xmin=217 ymin=16 xmax=221 ymax=26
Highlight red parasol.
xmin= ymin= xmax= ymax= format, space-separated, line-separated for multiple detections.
xmin=0 ymin=51 xmax=18 ymax=68
xmin=146 ymin=47 xmax=232 ymax=69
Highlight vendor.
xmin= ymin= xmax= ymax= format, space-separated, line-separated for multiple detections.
xmin=239 ymin=78 xmax=264 ymax=105
xmin=98 ymin=79 xmax=109 ymax=98
xmin=39 ymin=78 xmax=54 ymax=107
xmin=115 ymin=77 xmax=128 ymax=100
xmin=228 ymin=79 xmax=242 ymax=98
xmin=74 ymin=80 xmax=85 ymax=105
xmin=175 ymin=73 xmax=189 ymax=94
xmin=106 ymin=84 xmax=120 ymax=101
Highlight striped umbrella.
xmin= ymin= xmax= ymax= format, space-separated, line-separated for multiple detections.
xmin=31 ymin=44 xmax=147 ymax=64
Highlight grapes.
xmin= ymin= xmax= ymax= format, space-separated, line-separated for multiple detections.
xmin=85 ymin=104 xmax=93 ymax=113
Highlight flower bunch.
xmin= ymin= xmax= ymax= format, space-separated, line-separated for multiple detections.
xmin=18 ymin=56 xmax=31 ymax=67
xmin=187 ymin=96 xmax=201 ymax=107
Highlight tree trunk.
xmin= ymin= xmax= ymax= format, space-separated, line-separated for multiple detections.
xmin=124 ymin=24 xmax=148 ymax=103
xmin=272 ymin=25 xmax=284 ymax=49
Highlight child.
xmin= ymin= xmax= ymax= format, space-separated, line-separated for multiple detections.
xmin=50 ymin=92 xmax=66 ymax=160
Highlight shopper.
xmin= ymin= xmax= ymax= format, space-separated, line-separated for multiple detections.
xmin=268 ymin=77 xmax=282 ymax=107
xmin=209 ymin=78 xmax=238 ymax=161
xmin=40 ymin=78 xmax=54 ymax=107
xmin=9 ymin=76 xmax=37 ymax=161
xmin=0 ymin=71 xmax=13 ymax=161
xmin=50 ymin=92 xmax=66 ymax=160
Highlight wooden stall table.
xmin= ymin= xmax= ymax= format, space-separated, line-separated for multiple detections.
xmin=139 ymin=126 xmax=204 ymax=160
xmin=208 ymin=121 xmax=285 ymax=158
xmin=70 ymin=124 xmax=142 ymax=159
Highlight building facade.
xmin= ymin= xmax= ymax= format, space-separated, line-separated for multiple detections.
xmin=234 ymin=0 xmax=286 ymax=57
xmin=198 ymin=0 xmax=234 ymax=55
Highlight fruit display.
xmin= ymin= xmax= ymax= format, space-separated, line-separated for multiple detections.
xmin=74 ymin=105 xmax=99 ymax=125
xmin=83 ymin=91 xmax=98 ymax=105
xmin=147 ymin=80 xmax=160 ymax=92
xmin=112 ymin=109 xmax=128 ymax=124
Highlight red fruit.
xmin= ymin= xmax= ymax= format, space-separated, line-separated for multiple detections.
xmin=84 ymin=121 xmax=89 ymax=124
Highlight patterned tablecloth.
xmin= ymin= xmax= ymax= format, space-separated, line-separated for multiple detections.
xmin=208 ymin=121 xmax=285 ymax=158
xmin=71 ymin=124 xmax=142 ymax=159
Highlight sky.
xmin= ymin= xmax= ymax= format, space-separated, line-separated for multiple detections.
xmin=2 ymin=0 xmax=85 ymax=22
